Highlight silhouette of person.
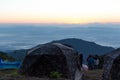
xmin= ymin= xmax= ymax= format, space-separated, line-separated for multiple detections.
xmin=94 ymin=56 xmax=99 ymax=69
xmin=87 ymin=55 xmax=95 ymax=70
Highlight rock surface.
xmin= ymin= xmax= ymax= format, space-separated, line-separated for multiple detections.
xmin=19 ymin=43 xmax=82 ymax=80
xmin=103 ymin=48 xmax=120 ymax=80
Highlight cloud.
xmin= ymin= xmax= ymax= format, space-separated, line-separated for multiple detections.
xmin=0 ymin=33 xmax=15 ymax=37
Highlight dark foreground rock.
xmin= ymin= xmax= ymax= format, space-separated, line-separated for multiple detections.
xmin=103 ymin=48 xmax=120 ymax=80
xmin=19 ymin=43 xmax=82 ymax=80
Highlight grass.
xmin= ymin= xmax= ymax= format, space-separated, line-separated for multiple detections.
xmin=49 ymin=71 xmax=62 ymax=78
xmin=83 ymin=69 xmax=103 ymax=80
xmin=0 ymin=69 xmax=21 ymax=77
xmin=0 ymin=69 xmax=103 ymax=80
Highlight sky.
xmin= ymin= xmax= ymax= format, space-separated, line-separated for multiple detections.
xmin=0 ymin=0 xmax=120 ymax=24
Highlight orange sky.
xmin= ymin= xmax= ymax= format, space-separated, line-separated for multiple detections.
xmin=0 ymin=0 xmax=120 ymax=24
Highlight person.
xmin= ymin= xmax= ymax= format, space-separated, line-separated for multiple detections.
xmin=94 ymin=57 xmax=99 ymax=69
xmin=82 ymin=64 xmax=88 ymax=71
xmin=87 ymin=55 xmax=95 ymax=70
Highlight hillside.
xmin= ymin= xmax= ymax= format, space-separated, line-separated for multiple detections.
xmin=0 ymin=51 xmax=15 ymax=61
xmin=6 ymin=38 xmax=114 ymax=61
xmin=51 ymin=38 xmax=114 ymax=61
xmin=6 ymin=49 xmax=27 ymax=61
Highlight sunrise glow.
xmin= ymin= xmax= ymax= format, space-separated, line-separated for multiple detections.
xmin=0 ymin=0 xmax=120 ymax=24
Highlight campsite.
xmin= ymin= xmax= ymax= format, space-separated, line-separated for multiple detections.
xmin=0 ymin=0 xmax=120 ymax=79
xmin=0 ymin=42 xmax=120 ymax=80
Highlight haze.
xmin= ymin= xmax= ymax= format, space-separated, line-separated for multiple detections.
xmin=0 ymin=0 xmax=120 ymax=24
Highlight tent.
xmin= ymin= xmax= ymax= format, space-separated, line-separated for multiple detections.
xmin=102 ymin=48 xmax=120 ymax=80
xmin=19 ymin=43 xmax=82 ymax=80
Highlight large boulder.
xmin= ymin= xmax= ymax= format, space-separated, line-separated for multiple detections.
xmin=102 ymin=48 xmax=120 ymax=80
xmin=19 ymin=43 xmax=82 ymax=80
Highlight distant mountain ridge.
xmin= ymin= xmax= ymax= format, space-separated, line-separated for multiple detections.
xmin=51 ymin=38 xmax=114 ymax=60
xmin=5 ymin=49 xmax=28 ymax=61
xmin=0 ymin=51 xmax=15 ymax=61
xmin=5 ymin=38 xmax=114 ymax=61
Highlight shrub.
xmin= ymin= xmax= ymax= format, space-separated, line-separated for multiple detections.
xmin=0 ymin=51 xmax=16 ymax=61
xmin=49 ymin=71 xmax=62 ymax=78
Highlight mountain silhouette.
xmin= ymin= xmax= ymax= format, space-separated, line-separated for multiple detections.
xmin=51 ymin=38 xmax=114 ymax=61
xmin=5 ymin=38 xmax=114 ymax=62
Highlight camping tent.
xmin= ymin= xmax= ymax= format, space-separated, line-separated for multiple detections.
xmin=102 ymin=48 xmax=120 ymax=80
xmin=19 ymin=43 xmax=82 ymax=80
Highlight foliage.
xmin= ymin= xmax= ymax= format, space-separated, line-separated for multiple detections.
xmin=9 ymin=71 xmax=20 ymax=77
xmin=0 ymin=51 xmax=16 ymax=61
xmin=49 ymin=71 xmax=62 ymax=78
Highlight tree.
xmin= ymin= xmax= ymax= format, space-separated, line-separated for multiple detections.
xmin=0 ymin=51 xmax=16 ymax=61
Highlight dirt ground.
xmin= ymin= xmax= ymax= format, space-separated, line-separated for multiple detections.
xmin=0 ymin=69 xmax=103 ymax=80
xmin=83 ymin=69 xmax=103 ymax=80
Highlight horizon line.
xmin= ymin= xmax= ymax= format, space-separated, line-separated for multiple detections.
xmin=0 ymin=22 xmax=120 ymax=25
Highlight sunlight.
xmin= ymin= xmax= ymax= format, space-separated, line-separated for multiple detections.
xmin=0 ymin=0 xmax=120 ymax=24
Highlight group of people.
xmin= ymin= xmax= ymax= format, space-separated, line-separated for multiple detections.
xmin=87 ymin=54 xmax=99 ymax=70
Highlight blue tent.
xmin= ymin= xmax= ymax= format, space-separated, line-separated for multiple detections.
xmin=0 ymin=58 xmax=21 ymax=69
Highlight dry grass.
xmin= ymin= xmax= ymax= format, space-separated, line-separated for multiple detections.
xmin=83 ymin=69 xmax=103 ymax=80
xmin=0 ymin=69 xmax=103 ymax=80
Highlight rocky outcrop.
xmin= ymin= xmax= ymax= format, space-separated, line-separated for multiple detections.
xmin=19 ymin=43 xmax=82 ymax=80
xmin=102 ymin=48 xmax=120 ymax=80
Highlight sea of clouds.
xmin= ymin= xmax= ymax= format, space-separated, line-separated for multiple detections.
xmin=0 ymin=23 xmax=120 ymax=51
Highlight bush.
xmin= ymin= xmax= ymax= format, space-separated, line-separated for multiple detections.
xmin=9 ymin=71 xmax=20 ymax=77
xmin=49 ymin=71 xmax=62 ymax=78
xmin=0 ymin=51 xmax=16 ymax=61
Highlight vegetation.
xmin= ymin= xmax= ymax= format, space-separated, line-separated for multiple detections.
xmin=0 ymin=69 xmax=19 ymax=77
xmin=0 ymin=69 xmax=103 ymax=80
xmin=0 ymin=51 xmax=16 ymax=61
xmin=49 ymin=71 xmax=62 ymax=78
xmin=83 ymin=69 xmax=103 ymax=80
